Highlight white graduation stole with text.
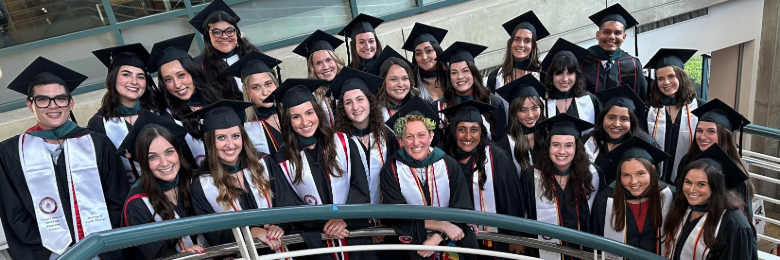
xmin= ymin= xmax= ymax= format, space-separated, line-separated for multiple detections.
xmin=104 ymin=117 xmax=142 ymax=184
xmin=395 ymin=151 xmax=450 ymax=207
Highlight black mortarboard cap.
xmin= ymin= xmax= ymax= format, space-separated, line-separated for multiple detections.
xmin=540 ymin=38 xmax=589 ymax=71
xmin=367 ymin=46 xmax=411 ymax=76
xmin=495 ymin=74 xmax=546 ymax=102
xmin=437 ymin=41 xmax=487 ymax=64
xmin=644 ymin=48 xmax=697 ymax=70
xmin=117 ymin=110 xmax=189 ymax=162
xmin=183 ymin=100 xmax=253 ymax=132
xmin=385 ymin=96 xmax=442 ymax=130
xmin=92 ymin=43 xmax=150 ymax=71
xmin=588 ymin=4 xmax=638 ymax=29
xmin=692 ymin=98 xmax=750 ymax=132
xmin=501 ymin=10 xmax=550 ymax=40
xmin=8 ymin=57 xmax=88 ymax=96
xmin=264 ymin=78 xmax=325 ymax=109
xmin=222 ymin=51 xmax=282 ymax=79
xmin=535 ymin=113 xmax=595 ymax=138
xmin=402 ymin=23 xmax=448 ymax=52
xmin=605 ymin=136 xmax=669 ymax=165
xmin=338 ymin=13 xmax=384 ymax=38
xmin=329 ymin=67 xmax=383 ymax=100
xmin=439 ymin=100 xmax=496 ymax=124
xmin=148 ymin=34 xmax=195 ymax=73
xmin=691 ymin=143 xmax=748 ymax=189
xmin=292 ymin=30 xmax=345 ymax=58
xmin=188 ymin=0 xmax=240 ymax=35
xmin=596 ymin=84 xmax=645 ymax=114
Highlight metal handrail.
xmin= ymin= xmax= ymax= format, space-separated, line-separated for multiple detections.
xmin=58 ymin=204 xmax=667 ymax=260
xmin=743 ymin=124 xmax=780 ymax=140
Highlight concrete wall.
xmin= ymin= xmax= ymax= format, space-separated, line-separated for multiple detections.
xmin=709 ymin=44 xmax=741 ymax=105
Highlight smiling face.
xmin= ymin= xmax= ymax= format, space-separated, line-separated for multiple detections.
xmin=683 ymin=168 xmax=712 ymax=206
xmin=160 ymin=60 xmax=195 ymax=101
xmin=384 ymin=64 xmax=411 ymax=104
xmin=655 ymin=66 xmax=679 ymax=97
xmin=289 ymin=101 xmax=319 ymax=138
xmin=596 ymin=21 xmax=626 ymax=53
xmin=620 ymin=159 xmax=651 ymax=197
xmin=354 ymin=32 xmax=377 ymax=61
xmin=552 ymin=68 xmax=576 ymax=93
xmin=147 ymin=136 xmax=180 ymax=182
xmin=449 ymin=61 xmax=474 ymax=96
xmin=695 ymin=121 xmax=719 ymax=151
xmin=401 ymin=120 xmax=434 ymax=161
xmin=342 ymin=89 xmax=370 ymax=127
xmin=549 ymin=135 xmax=576 ymax=169
xmin=511 ymin=29 xmax=533 ymax=60
xmin=311 ymin=50 xmax=338 ymax=81
xmin=455 ymin=122 xmax=481 ymax=153
xmin=213 ymin=126 xmax=242 ymax=166
xmin=208 ymin=21 xmax=238 ymax=54
xmin=414 ymin=42 xmax=437 ymax=71
xmin=516 ymin=98 xmax=541 ymax=128
xmin=27 ymin=84 xmax=74 ymax=130
xmin=603 ymin=106 xmax=630 ymax=139
xmin=246 ymin=72 xmax=277 ymax=108
xmin=115 ymin=65 xmax=147 ymax=104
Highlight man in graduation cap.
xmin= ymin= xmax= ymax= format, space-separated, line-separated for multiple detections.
xmin=338 ymin=13 xmax=385 ymax=72
xmin=380 ymin=96 xmax=479 ymax=260
xmin=495 ymin=74 xmax=547 ymax=172
xmin=0 ymin=57 xmax=129 ymax=260
xmin=581 ymin=4 xmax=648 ymax=100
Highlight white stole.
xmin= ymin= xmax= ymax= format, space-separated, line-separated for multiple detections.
xmin=317 ymin=97 xmax=335 ymax=127
xmin=667 ymin=209 xmax=726 ymax=260
xmin=280 ymin=133 xmax=352 ymax=205
xmin=103 ymin=117 xmax=142 ymax=184
xmin=244 ymin=120 xmax=270 ymax=155
xmin=584 ymin=136 xmax=599 ymax=163
xmin=395 ymin=151 xmax=450 ymax=207
xmin=601 ymin=187 xmax=673 ymax=260
xmin=225 ymin=54 xmax=243 ymax=91
xmin=490 ymin=68 xmax=540 ymax=115
xmin=350 ymin=133 xmax=386 ymax=204
xmin=381 ymin=107 xmax=392 ymax=122
xmin=139 ymin=197 xmax=197 ymax=252
xmin=472 ymin=146 xmax=497 ymax=233
xmin=437 ymin=101 xmax=493 ymax=139
xmin=168 ymin=109 xmax=206 ymax=166
xmin=647 ymin=101 xmax=698 ymax=181
xmin=19 ymin=133 xmax=111 ymax=255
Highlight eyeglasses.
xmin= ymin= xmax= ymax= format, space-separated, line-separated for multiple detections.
xmin=210 ymin=28 xmax=237 ymax=38
xmin=30 ymin=95 xmax=70 ymax=108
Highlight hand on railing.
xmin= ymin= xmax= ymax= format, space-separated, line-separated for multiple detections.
xmin=251 ymin=225 xmax=284 ymax=251
xmin=371 ymin=235 xmax=385 ymax=244
xmin=182 ymin=244 xmax=205 ymax=254
xmin=324 ymin=219 xmax=349 ymax=239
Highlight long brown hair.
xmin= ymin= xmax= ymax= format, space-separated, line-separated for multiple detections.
xmin=649 ymin=66 xmax=697 ymax=108
xmin=591 ymin=105 xmax=646 ymax=161
xmin=543 ymin=54 xmax=587 ymax=97
xmin=201 ymin=13 xmax=260 ymax=101
xmin=611 ymin=158 xmax=663 ymax=233
xmin=443 ymin=61 xmax=497 ymax=135
xmin=507 ymin=96 xmax=546 ymax=170
xmin=500 ymin=28 xmax=541 ymax=82
xmin=348 ymin=32 xmax=384 ymax=69
xmin=334 ymin=89 xmax=387 ymax=144
xmin=100 ymin=65 xmax=160 ymax=118
xmin=536 ymin=135 xmax=595 ymax=204
xmin=135 ymin=126 xmax=194 ymax=221
xmin=203 ymin=126 xmax=273 ymax=211
xmin=686 ymin=123 xmax=753 ymax=197
xmin=377 ymin=57 xmax=419 ymax=107
xmin=663 ymin=160 xmax=745 ymax=255
xmin=280 ymin=101 xmax=343 ymax=184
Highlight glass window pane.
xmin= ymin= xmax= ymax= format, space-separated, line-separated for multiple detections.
xmin=0 ymin=0 xmax=108 ymax=49
xmin=423 ymin=0 xmax=445 ymax=5
xmin=111 ymin=0 xmax=208 ymax=23
xmin=357 ymin=0 xmax=417 ymax=17
xmin=119 ymin=14 xmax=201 ymax=56
xmin=222 ymin=0 xmax=351 ymax=46
xmin=0 ymin=32 xmax=117 ymax=105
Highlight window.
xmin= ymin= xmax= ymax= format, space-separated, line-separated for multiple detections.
xmin=0 ymin=0 xmax=108 ymax=49
xmin=110 ymin=0 xmax=208 ymax=23
xmin=357 ymin=0 xmax=417 ymax=17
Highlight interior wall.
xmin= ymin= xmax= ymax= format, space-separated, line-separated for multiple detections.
xmin=709 ymin=44 xmax=741 ymax=106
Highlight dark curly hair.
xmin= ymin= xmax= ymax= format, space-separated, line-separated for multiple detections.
xmin=536 ymin=134 xmax=595 ymax=205
xmin=200 ymin=12 xmax=261 ymax=101
xmin=334 ymin=89 xmax=387 ymax=145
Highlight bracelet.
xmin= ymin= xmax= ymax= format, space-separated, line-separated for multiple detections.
xmin=435 ymin=231 xmax=448 ymax=241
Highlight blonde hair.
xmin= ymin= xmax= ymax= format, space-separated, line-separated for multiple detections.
xmin=242 ymin=72 xmax=280 ymax=121
xmin=394 ymin=114 xmax=435 ymax=136
xmin=306 ymin=49 xmax=345 ymax=101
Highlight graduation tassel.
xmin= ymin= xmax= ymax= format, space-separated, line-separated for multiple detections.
xmin=634 ymin=25 xmax=639 ymax=57
xmin=739 ymin=126 xmax=744 ymax=156
xmin=345 ymin=35 xmax=351 ymax=66
xmin=276 ymin=66 xmax=282 ymax=84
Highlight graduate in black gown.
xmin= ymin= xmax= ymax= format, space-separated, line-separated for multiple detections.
xmin=541 ymin=38 xmax=602 ymax=127
xmin=119 ymin=115 xmax=205 ymax=259
xmin=266 ymin=79 xmax=376 ymax=260
xmin=402 ymin=23 xmax=448 ymax=103
xmin=186 ymin=100 xmax=304 ymax=257
xmin=676 ymin=98 xmax=754 ymax=222
xmin=644 ymin=48 xmax=705 ymax=183
xmin=589 ymin=137 xmax=673 ymax=258
xmin=368 ymin=46 xmax=418 ymax=122
xmin=519 ymin=113 xmax=605 ymax=260
xmin=440 ymin=100 xmax=525 ymax=258
xmin=662 ymin=144 xmax=757 ymax=260
xmin=581 ymin=4 xmax=647 ymax=100
xmin=293 ymin=30 xmax=346 ymax=127
xmin=338 ymin=13 xmax=385 ymax=72
xmin=0 ymin=57 xmax=129 ymax=260
xmin=88 ymin=43 xmax=160 ymax=186
xmin=495 ymin=74 xmax=547 ymax=175
xmin=380 ymin=99 xmax=478 ymax=260
xmin=434 ymin=42 xmax=507 ymax=138
xmin=222 ymin=51 xmax=285 ymax=157
xmin=582 ymin=85 xmax=658 ymax=185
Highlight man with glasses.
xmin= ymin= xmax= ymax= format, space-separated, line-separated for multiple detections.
xmin=0 ymin=57 xmax=128 ymax=260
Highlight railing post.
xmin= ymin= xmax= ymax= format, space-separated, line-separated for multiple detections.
xmin=701 ymin=53 xmax=711 ymax=100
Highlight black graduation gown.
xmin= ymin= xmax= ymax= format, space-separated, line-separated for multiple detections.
xmin=671 ymin=209 xmax=757 ymax=260
xmin=519 ymin=166 xmax=605 ymax=260
xmin=246 ymin=118 xmax=285 ymax=158
xmin=657 ymin=98 xmax=706 ymax=183
xmin=87 ymin=110 xmax=141 ymax=184
xmin=190 ymin=153 xmax=305 ymax=248
xmin=495 ymin=134 xmax=541 ymax=174
xmin=586 ymin=134 xmax=660 ymax=186
xmin=0 ymin=127 xmax=129 ymax=260
xmin=548 ymin=92 xmax=603 ymax=121
xmin=675 ymin=153 xmax=754 ymax=223
xmin=380 ymin=153 xmax=479 ymax=260
xmin=590 ymin=186 xmax=671 ymax=255
xmin=581 ymin=49 xmax=648 ymax=100
xmin=124 ymin=185 xmax=194 ymax=260
xmin=486 ymin=66 xmax=542 ymax=93
xmin=274 ymin=140 xmax=376 ymax=260
xmin=456 ymin=146 xmax=524 ymax=259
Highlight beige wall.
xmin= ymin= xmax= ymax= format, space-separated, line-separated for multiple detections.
xmin=709 ymin=44 xmax=740 ymax=106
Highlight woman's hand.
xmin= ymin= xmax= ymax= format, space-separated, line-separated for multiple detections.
xmin=371 ymin=236 xmax=385 ymax=244
xmin=252 ymin=227 xmax=281 ymax=251
xmin=417 ymin=233 xmax=443 ymax=258
xmin=440 ymin=222 xmax=464 ymax=241
xmin=183 ymin=244 xmax=205 ymax=254
xmin=509 ymin=244 xmax=526 ymax=254
xmin=324 ymin=219 xmax=349 ymax=239
xmin=265 ymin=225 xmax=284 ymax=251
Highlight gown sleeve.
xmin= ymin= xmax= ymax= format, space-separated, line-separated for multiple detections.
xmin=634 ymin=57 xmax=649 ymax=101
xmin=444 ymin=156 xmax=475 ymax=211
xmin=589 ymin=188 xmax=613 ymax=237
xmin=492 ymin=149 xmax=524 ymax=235
xmin=188 ymin=176 xmax=230 ymax=247
xmin=124 ymin=196 xmax=180 ymax=259
xmin=675 ymin=154 xmax=691 ymax=184
xmin=344 ymin=138 xmax=373 ymax=230
xmin=379 ymin=159 xmax=428 ymax=245
xmin=519 ymin=168 xmax=537 ymax=223
xmin=86 ymin=114 xmax=106 ymax=134
xmin=96 ymin=134 xmax=131 ymax=230
xmin=0 ymin=145 xmax=41 ymax=245
xmin=266 ymin=155 xmax=304 ymax=208
xmin=715 ymin=209 xmax=757 ymax=260
xmin=490 ymin=95 xmax=508 ymax=137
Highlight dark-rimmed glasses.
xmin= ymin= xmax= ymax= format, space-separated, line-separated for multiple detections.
xmin=30 ymin=95 xmax=71 ymax=108
xmin=210 ymin=28 xmax=237 ymax=38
